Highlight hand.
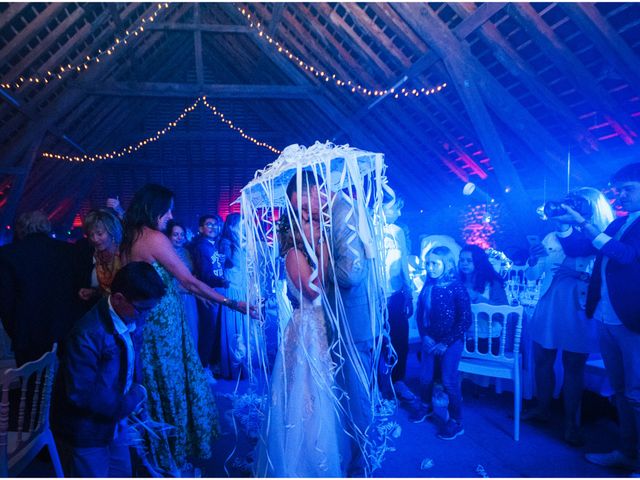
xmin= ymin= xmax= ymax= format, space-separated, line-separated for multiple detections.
xmin=551 ymin=263 xmax=581 ymax=281
xmin=236 ymin=300 xmax=259 ymax=319
xmin=555 ymin=203 xmax=586 ymax=225
xmin=528 ymin=243 xmax=547 ymax=263
xmin=106 ymin=197 xmax=125 ymax=216
xmin=432 ymin=343 xmax=447 ymax=356
xmin=78 ymin=288 xmax=98 ymax=301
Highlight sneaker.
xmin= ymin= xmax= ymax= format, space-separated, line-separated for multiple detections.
xmin=394 ymin=381 xmax=416 ymax=402
xmin=409 ymin=403 xmax=434 ymax=423
xmin=437 ymin=419 xmax=464 ymax=440
xmin=585 ymin=450 xmax=638 ymax=470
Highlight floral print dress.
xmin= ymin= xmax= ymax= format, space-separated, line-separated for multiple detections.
xmin=141 ymin=262 xmax=219 ymax=473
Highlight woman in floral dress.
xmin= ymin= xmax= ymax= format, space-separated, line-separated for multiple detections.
xmin=121 ymin=184 xmax=253 ymax=474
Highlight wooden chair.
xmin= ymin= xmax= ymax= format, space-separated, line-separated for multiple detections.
xmin=459 ymin=303 xmax=524 ymax=440
xmin=0 ymin=344 xmax=63 ymax=477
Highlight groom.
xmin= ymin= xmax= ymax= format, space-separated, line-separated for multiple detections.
xmin=287 ymin=170 xmax=380 ymax=477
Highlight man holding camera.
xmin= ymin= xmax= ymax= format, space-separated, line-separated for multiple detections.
xmin=561 ymin=163 xmax=640 ymax=472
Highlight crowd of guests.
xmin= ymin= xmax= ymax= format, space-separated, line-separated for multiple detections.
xmin=382 ymin=162 xmax=640 ymax=476
xmin=0 ymin=184 xmax=253 ymax=477
xmin=0 ymin=160 xmax=638 ymax=477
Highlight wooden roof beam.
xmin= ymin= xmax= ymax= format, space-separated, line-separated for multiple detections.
xmin=448 ymin=2 xmax=600 ymax=154
xmin=0 ymin=3 xmax=67 ymax=67
xmin=348 ymin=3 xmax=506 ymax=125
xmin=560 ymin=3 xmax=640 ymax=92
xmin=1 ymin=5 xmax=86 ymax=89
xmin=193 ymin=3 xmax=204 ymax=87
xmin=312 ymin=3 xmax=395 ymax=79
xmin=0 ymin=3 xmax=27 ymax=26
xmin=267 ymin=4 xmax=284 ymax=36
xmin=0 ymin=6 xmax=144 ymax=144
xmin=391 ymin=3 xmax=532 ymax=229
xmin=145 ymin=23 xmax=250 ymax=34
xmin=508 ymin=3 xmax=637 ymax=144
xmin=392 ymin=3 xmax=586 ymax=185
xmin=74 ymin=81 xmax=317 ymax=99
xmin=1 ymin=4 xmax=164 ymax=167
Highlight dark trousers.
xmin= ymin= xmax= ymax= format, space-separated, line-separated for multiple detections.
xmin=598 ymin=322 xmax=640 ymax=459
xmin=387 ymin=291 xmax=410 ymax=382
xmin=60 ymin=439 xmax=132 ymax=477
xmin=197 ymin=302 xmax=221 ymax=368
xmin=419 ymin=339 xmax=464 ymax=421
xmin=533 ymin=341 xmax=588 ymax=428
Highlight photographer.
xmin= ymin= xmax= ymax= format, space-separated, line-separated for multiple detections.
xmin=572 ymin=163 xmax=640 ymax=473
xmin=524 ymin=187 xmax=614 ymax=447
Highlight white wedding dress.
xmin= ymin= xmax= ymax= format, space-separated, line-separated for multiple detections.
xmin=254 ymin=273 xmax=343 ymax=477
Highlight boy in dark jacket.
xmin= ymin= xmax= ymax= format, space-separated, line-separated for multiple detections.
xmin=52 ymin=262 xmax=166 ymax=477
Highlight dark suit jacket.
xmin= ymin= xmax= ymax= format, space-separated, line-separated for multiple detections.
xmin=586 ymin=215 xmax=640 ymax=331
xmin=52 ymin=298 xmax=145 ymax=447
xmin=0 ymin=233 xmax=85 ymax=365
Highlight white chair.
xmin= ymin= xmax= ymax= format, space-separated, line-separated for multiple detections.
xmin=0 ymin=344 xmax=63 ymax=477
xmin=459 ymin=303 xmax=524 ymax=440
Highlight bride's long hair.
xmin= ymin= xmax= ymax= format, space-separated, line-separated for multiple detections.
xmin=276 ymin=212 xmax=315 ymax=267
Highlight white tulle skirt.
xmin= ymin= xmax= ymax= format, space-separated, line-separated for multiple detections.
xmin=254 ymin=304 xmax=343 ymax=477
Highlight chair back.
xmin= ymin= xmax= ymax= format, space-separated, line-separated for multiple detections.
xmin=0 ymin=344 xmax=58 ymax=474
xmin=464 ymin=304 xmax=524 ymax=361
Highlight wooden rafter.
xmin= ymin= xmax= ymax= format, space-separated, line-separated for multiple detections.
xmin=74 ymin=81 xmax=316 ymax=99
xmin=448 ymin=3 xmax=600 ymax=154
xmin=0 ymin=3 xmax=67 ymax=68
xmin=1 ymin=3 xmax=163 ymax=187
xmin=391 ymin=3 xmax=530 ymax=220
xmin=392 ymin=3 xmax=587 ymax=185
xmin=193 ymin=3 xmax=204 ymax=87
xmin=145 ymin=23 xmax=250 ymax=34
xmin=508 ymin=3 xmax=637 ymax=144
xmin=560 ymin=3 xmax=640 ymax=93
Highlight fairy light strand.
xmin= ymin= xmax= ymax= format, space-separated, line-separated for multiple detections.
xmin=41 ymin=96 xmax=280 ymax=163
xmin=1 ymin=3 xmax=168 ymax=91
xmin=238 ymin=6 xmax=447 ymax=100
xmin=202 ymin=97 xmax=281 ymax=155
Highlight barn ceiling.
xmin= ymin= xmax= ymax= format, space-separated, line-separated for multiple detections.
xmin=1 ymin=2 xmax=640 ymax=239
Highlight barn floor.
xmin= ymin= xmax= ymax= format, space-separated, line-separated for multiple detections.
xmin=22 ymin=347 xmax=625 ymax=478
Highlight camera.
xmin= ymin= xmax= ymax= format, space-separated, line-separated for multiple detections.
xmin=543 ymin=195 xmax=592 ymax=218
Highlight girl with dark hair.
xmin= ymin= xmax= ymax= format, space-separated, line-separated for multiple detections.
xmin=412 ymin=246 xmax=472 ymax=440
xmin=121 ymin=184 xmax=252 ymax=475
xmin=458 ymin=244 xmax=508 ymax=305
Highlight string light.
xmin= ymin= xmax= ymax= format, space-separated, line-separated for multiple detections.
xmin=41 ymin=96 xmax=280 ymax=163
xmin=0 ymin=3 xmax=168 ymax=91
xmin=238 ymin=6 xmax=447 ymax=100
xmin=202 ymin=97 xmax=281 ymax=155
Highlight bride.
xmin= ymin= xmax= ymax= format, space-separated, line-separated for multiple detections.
xmin=254 ymin=207 xmax=343 ymax=477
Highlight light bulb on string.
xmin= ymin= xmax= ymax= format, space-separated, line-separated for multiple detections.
xmin=43 ymin=96 xmax=281 ymax=162
xmin=237 ymin=5 xmax=447 ymax=100
xmin=1 ymin=3 xmax=167 ymax=91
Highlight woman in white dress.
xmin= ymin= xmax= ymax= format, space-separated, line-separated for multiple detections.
xmin=254 ymin=209 xmax=343 ymax=477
